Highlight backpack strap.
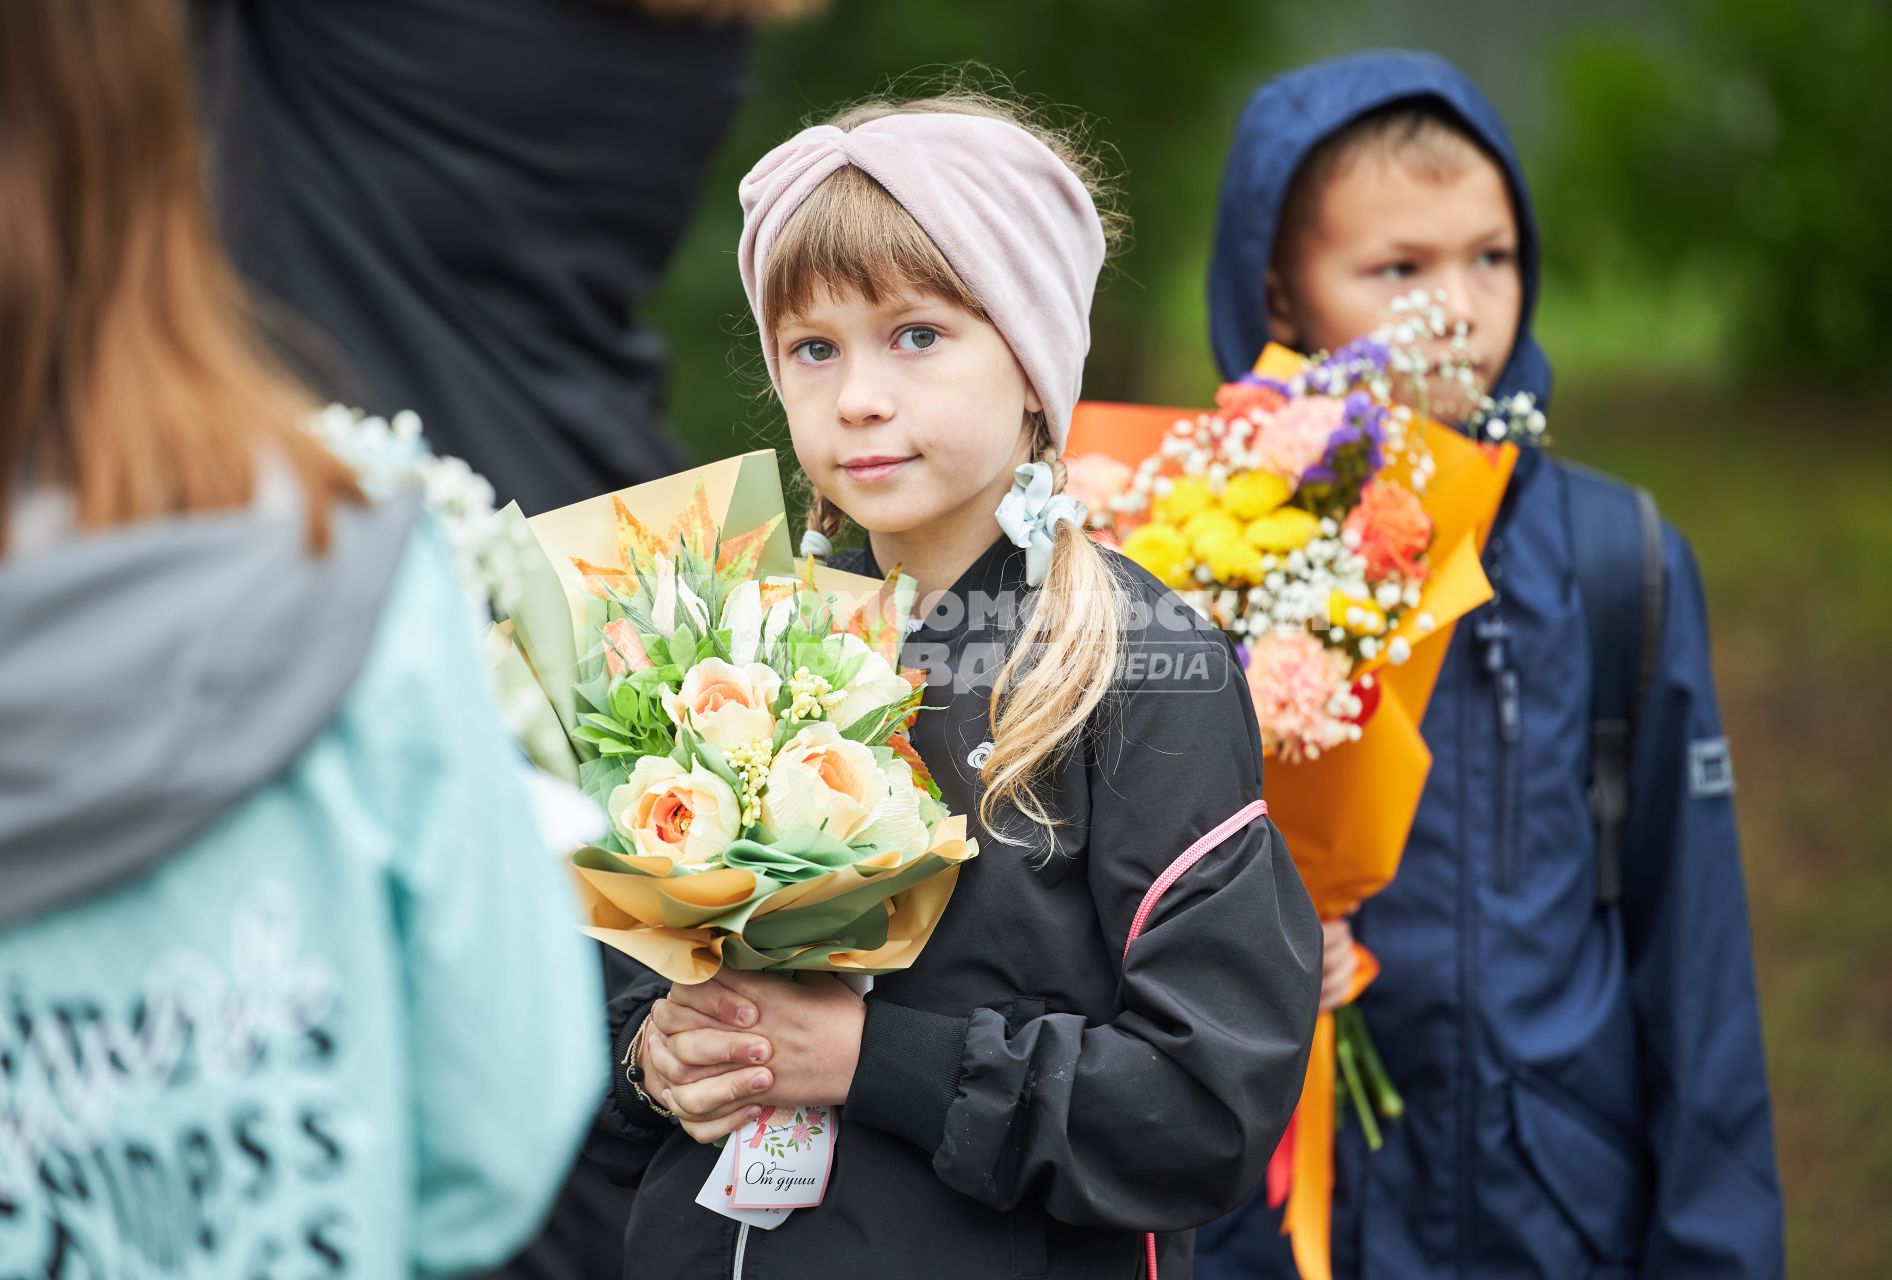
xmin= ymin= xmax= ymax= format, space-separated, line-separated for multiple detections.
xmin=1558 ymin=461 xmax=1665 ymax=907
xmin=1120 ymin=797 xmax=1269 ymax=1280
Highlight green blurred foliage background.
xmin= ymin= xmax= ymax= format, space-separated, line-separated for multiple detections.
xmin=641 ymin=1 xmax=1892 ymax=1272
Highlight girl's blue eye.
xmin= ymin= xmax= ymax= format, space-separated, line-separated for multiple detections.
xmin=1374 ymin=262 xmax=1418 ymax=282
xmin=897 ymin=326 xmax=940 ymax=352
xmin=793 ymin=339 xmax=838 ymax=363
xmin=1477 ymin=248 xmax=1515 ymax=269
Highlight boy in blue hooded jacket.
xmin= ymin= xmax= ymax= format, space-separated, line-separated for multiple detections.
xmin=1195 ymin=51 xmax=1783 ymax=1279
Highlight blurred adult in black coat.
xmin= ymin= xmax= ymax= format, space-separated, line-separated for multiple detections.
xmin=195 ymin=0 xmax=811 ymax=514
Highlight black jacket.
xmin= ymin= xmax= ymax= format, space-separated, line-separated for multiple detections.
xmin=194 ymin=0 xmax=746 ymax=514
xmin=590 ymin=537 xmax=1321 ymax=1278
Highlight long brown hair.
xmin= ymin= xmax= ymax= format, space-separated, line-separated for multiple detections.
xmin=0 ymin=0 xmax=360 ymax=556
xmin=763 ymin=88 xmax=1131 ymax=853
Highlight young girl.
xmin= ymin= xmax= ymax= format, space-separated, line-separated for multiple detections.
xmin=590 ymin=92 xmax=1322 ymax=1278
xmin=0 ymin=3 xmax=602 ymax=1273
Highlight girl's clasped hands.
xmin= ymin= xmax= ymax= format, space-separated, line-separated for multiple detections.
xmin=637 ymin=971 xmax=866 ymax=1143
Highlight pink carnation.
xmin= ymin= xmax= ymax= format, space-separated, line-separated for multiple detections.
xmin=1062 ymin=452 xmax=1133 ymax=518
xmin=1245 ymin=629 xmax=1354 ymax=761
xmin=1248 ymin=395 xmax=1345 ymax=482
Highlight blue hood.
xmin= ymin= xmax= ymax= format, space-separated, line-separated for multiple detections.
xmin=1208 ymin=49 xmax=1552 ymax=407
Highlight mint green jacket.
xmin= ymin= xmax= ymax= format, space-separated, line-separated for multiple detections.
xmin=0 ymin=496 xmax=606 ymax=1277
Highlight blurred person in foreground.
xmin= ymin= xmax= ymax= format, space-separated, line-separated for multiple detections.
xmin=0 ymin=3 xmax=604 ymax=1275
xmin=193 ymin=0 xmax=823 ymax=516
xmin=192 ymin=4 xmax=823 ymax=1276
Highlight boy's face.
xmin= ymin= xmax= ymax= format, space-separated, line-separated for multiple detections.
xmin=1270 ymin=150 xmax=1522 ymax=418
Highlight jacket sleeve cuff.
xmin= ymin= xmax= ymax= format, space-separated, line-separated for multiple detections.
xmin=606 ymin=997 xmax=676 ymax=1135
xmin=845 ymin=999 xmax=969 ymax=1155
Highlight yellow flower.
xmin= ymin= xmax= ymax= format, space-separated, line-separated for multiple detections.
xmin=1201 ymin=529 xmax=1266 ymax=583
xmin=1328 ymin=589 xmax=1388 ymax=636
xmin=1153 ymin=475 xmax=1213 ymax=526
xmin=1122 ymin=522 xmax=1193 ymax=589
xmin=1245 ymin=508 xmax=1322 ymax=553
xmin=1184 ymin=509 xmax=1245 ymax=559
xmin=1222 ymin=471 xmax=1293 ymax=520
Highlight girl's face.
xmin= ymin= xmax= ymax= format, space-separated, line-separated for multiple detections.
xmin=776 ymin=287 xmax=1040 ymax=545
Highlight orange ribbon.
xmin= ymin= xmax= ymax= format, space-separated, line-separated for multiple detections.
xmin=1269 ymin=943 xmax=1378 ymax=1280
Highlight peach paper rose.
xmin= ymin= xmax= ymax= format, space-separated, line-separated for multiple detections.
xmin=608 ymin=756 xmax=743 ymax=864
xmin=661 ymin=658 xmax=781 ymax=750
xmin=762 ymin=723 xmax=883 ymax=843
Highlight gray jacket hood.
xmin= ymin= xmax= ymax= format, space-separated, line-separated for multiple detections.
xmin=0 ymin=483 xmax=420 ymax=927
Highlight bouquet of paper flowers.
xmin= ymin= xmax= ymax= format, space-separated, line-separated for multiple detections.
xmin=487 ymin=451 xmax=977 ymax=986
xmin=1064 ymin=294 xmax=1541 ymax=1280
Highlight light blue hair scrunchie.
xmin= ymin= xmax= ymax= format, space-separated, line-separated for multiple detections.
xmin=995 ymin=461 xmax=1088 ymax=587
xmin=799 ymin=527 xmax=833 ymax=559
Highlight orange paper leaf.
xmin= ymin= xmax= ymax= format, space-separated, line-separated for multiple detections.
xmin=758 ymin=578 xmax=800 ymax=614
xmin=611 ymin=497 xmax=670 ymax=572
xmin=569 ymin=557 xmax=636 ymax=599
xmin=844 ymin=568 xmax=909 ymax=666
xmin=887 ymin=732 xmax=937 ymax=793
xmin=715 ymin=513 xmax=786 ymax=578
xmin=670 ymin=484 xmax=719 ymax=561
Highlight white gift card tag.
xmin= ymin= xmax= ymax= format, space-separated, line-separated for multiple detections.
xmin=694 ymin=1143 xmax=795 ymax=1230
xmin=729 ymin=1104 xmax=837 ymax=1211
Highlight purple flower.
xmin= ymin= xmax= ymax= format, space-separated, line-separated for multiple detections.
xmin=1304 ymin=392 xmax=1388 ymax=487
xmin=1240 ymin=372 xmax=1294 ymax=396
xmin=1321 ymin=337 xmax=1392 ymax=378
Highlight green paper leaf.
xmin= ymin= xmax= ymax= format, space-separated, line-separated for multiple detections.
xmin=720 ymin=828 xmax=861 ymax=886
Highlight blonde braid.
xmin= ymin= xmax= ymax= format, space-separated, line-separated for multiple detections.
xmin=978 ymin=415 xmax=1126 ymax=860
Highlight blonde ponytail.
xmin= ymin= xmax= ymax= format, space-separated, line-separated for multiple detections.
xmin=979 ymin=430 xmax=1126 ymax=855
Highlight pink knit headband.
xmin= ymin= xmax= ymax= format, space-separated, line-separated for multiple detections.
xmin=737 ymin=112 xmax=1106 ymax=451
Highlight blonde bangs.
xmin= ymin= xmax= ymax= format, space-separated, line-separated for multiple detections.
xmin=762 ymin=166 xmax=985 ymax=333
